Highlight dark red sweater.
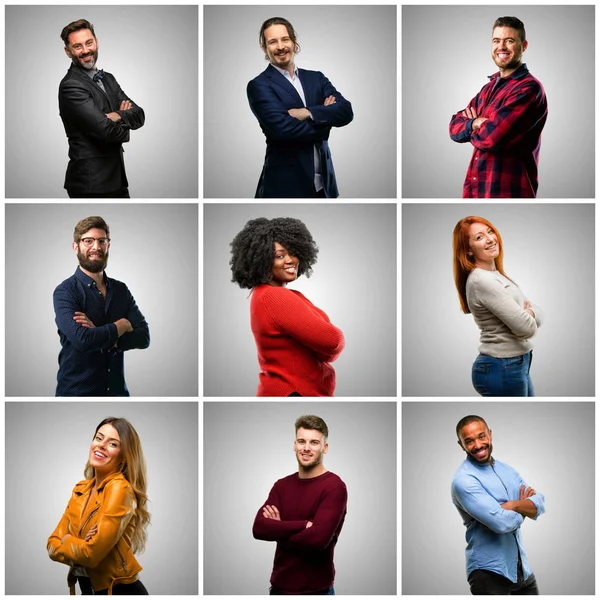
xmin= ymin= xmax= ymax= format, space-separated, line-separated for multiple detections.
xmin=250 ymin=284 xmax=345 ymax=397
xmin=252 ymin=471 xmax=348 ymax=594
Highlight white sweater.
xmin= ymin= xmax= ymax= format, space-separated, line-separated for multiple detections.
xmin=466 ymin=268 xmax=544 ymax=358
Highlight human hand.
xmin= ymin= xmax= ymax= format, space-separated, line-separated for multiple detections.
xmin=524 ymin=301 xmax=535 ymax=318
xmin=61 ymin=533 xmax=72 ymax=543
xmin=85 ymin=524 xmax=98 ymax=542
xmin=288 ymin=108 xmax=311 ymax=121
xmin=262 ymin=505 xmax=281 ymax=521
xmin=519 ymin=485 xmax=535 ymax=500
xmin=119 ymin=100 xmax=132 ymax=111
xmin=323 ymin=95 xmax=336 ymax=106
xmin=462 ymin=106 xmax=478 ymax=119
xmin=74 ymin=312 xmax=96 ymax=328
xmin=115 ymin=318 xmax=133 ymax=336
xmin=105 ymin=112 xmax=122 ymax=122
xmin=306 ymin=521 xmax=313 ymax=528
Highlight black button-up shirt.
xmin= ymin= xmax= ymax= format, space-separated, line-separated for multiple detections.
xmin=53 ymin=267 xmax=150 ymax=396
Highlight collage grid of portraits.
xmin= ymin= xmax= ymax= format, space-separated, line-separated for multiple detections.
xmin=0 ymin=0 xmax=599 ymax=597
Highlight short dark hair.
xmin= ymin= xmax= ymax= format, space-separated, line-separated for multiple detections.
xmin=456 ymin=415 xmax=489 ymax=439
xmin=74 ymin=216 xmax=109 ymax=243
xmin=295 ymin=415 xmax=329 ymax=440
xmin=229 ymin=217 xmax=318 ymax=289
xmin=493 ymin=16 xmax=526 ymax=43
xmin=259 ymin=17 xmax=300 ymax=55
xmin=61 ymin=19 xmax=96 ymax=47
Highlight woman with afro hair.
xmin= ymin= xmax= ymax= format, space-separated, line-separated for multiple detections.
xmin=230 ymin=217 xmax=345 ymax=396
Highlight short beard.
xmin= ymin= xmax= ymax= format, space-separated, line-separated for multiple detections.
xmin=297 ymin=452 xmax=323 ymax=471
xmin=469 ymin=441 xmax=493 ymax=463
xmin=74 ymin=49 xmax=98 ymax=70
xmin=78 ymin=249 xmax=108 ymax=273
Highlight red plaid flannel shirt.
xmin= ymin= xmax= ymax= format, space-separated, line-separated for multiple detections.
xmin=449 ymin=64 xmax=548 ymax=198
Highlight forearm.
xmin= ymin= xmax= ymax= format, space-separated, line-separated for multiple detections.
xmin=252 ymin=516 xmax=307 ymax=541
xmin=501 ymin=499 xmax=538 ymax=519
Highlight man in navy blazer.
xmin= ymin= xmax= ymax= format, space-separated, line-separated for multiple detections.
xmin=59 ymin=19 xmax=145 ymax=198
xmin=247 ymin=17 xmax=353 ymax=198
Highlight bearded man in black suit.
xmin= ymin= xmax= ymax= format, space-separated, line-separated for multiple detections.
xmin=59 ymin=19 xmax=145 ymax=198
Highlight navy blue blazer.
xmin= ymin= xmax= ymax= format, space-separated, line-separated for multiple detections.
xmin=247 ymin=64 xmax=353 ymax=198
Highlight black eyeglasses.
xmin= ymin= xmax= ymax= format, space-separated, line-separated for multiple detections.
xmin=80 ymin=237 xmax=110 ymax=247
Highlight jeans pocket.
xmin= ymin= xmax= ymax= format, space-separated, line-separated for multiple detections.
xmin=472 ymin=363 xmax=490 ymax=396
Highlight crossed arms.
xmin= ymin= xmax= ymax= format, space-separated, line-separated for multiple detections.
xmin=449 ymin=81 xmax=544 ymax=150
xmin=452 ymin=473 xmax=545 ymax=535
xmin=53 ymin=284 xmax=150 ymax=353
xmin=47 ymin=481 xmax=135 ymax=569
xmin=60 ymin=77 xmax=145 ymax=145
xmin=252 ymin=482 xmax=347 ymax=550
xmin=247 ymin=72 xmax=353 ymax=143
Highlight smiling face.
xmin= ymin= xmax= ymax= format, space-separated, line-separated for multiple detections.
xmin=458 ymin=420 xmax=493 ymax=464
xmin=468 ymin=222 xmax=499 ymax=268
xmin=270 ymin=242 xmax=299 ymax=286
xmin=294 ymin=427 xmax=328 ymax=470
xmin=64 ymin=28 xmax=99 ymax=70
xmin=73 ymin=227 xmax=110 ymax=274
xmin=491 ymin=26 xmax=527 ymax=75
xmin=262 ymin=23 xmax=296 ymax=69
xmin=89 ymin=423 xmax=122 ymax=474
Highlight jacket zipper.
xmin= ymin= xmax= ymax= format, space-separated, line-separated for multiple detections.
xmin=491 ymin=463 xmax=523 ymax=583
xmin=115 ymin=544 xmax=128 ymax=573
xmin=78 ymin=505 xmax=100 ymax=538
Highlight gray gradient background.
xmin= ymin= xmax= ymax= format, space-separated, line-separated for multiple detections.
xmin=204 ymin=402 xmax=397 ymax=594
xmin=402 ymin=5 xmax=594 ymax=198
xmin=203 ymin=204 xmax=397 ymax=397
xmin=5 ymin=204 xmax=198 ymax=396
xmin=5 ymin=401 xmax=198 ymax=594
xmin=5 ymin=5 xmax=198 ymax=198
xmin=203 ymin=5 xmax=397 ymax=198
xmin=402 ymin=402 xmax=595 ymax=594
xmin=402 ymin=203 xmax=594 ymax=397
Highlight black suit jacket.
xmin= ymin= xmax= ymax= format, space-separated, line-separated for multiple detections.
xmin=58 ymin=64 xmax=145 ymax=194
xmin=247 ymin=65 xmax=353 ymax=198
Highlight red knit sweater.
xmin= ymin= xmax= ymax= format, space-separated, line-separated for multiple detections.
xmin=250 ymin=284 xmax=345 ymax=396
xmin=252 ymin=471 xmax=348 ymax=594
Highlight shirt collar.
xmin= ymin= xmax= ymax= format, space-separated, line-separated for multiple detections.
xmin=75 ymin=266 xmax=110 ymax=287
xmin=466 ymin=455 xmax=495 ymax=468
xmin=272 ymin=62 xmax=299 ymax=80
xmin=488 ymin=62 xmax=529 ymax=81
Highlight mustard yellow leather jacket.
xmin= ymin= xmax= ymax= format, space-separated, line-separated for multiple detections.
xmin=47 ymin=471 xmax=142 ymax=595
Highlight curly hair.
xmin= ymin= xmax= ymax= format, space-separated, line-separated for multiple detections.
xmin=230 ymin=217 xmax=318 ymax=289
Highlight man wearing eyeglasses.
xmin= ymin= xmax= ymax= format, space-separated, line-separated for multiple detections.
xmin=53 ymin=216 xmax=150 ymax=396
xmin=59 ymin=19 xmax=145 ymax=198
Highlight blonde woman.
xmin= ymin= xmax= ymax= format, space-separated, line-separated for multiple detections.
xmin=48 ymin=417 xmax=150 ymax=595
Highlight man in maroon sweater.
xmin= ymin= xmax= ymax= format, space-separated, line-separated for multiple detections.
xmin=253 ymin=415 xmax=348 ymax=594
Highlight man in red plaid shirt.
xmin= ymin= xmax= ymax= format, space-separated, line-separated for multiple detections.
xmin=449 ymin=17 xmax=548 ymax=198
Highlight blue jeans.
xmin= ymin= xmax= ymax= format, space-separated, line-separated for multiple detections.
xmin=472 ymin=352 xmax=534 ymax=397
xmin=269 ymin=586 xmax=334 ymax=595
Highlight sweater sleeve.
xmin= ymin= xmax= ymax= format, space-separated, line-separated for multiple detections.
xmin=473 ymin=275 xmax=538 ymax=339
xmin=281 ymin=481 xmax=347 ymax=550
xmin=260 ymin=289 xmax=345 ymax=362
xmin=252 ymin=483 xmax=308 ymax=541
xmin=49 ymin=480 xmax=135 ymax=569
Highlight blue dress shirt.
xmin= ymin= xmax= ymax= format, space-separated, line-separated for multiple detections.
xmin=53 ymin=267 xmax=150 ymax=396
xmin=451 ymin=456 xmax=545 ymax=583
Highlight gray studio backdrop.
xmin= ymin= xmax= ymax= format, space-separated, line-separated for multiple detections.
xmin=402 ymin=5 xmax=594 ymax=198
xmin=5 ymin=204 xmax=198 ymax=396
xmin=402 ymin=402 xmax=595 ymax=595
xmin=204 ymin=203 xmax=397 ymax=397
xmin=203 ymin=5 xmax=397 ymax=198
xmin=5 ymin=401 xmax=198 ymax=595
xmin=402 ymin=203 xmax=594 ymax=397
xmin=204 ymin=402 xmax=397 ymax=595
xmin=5 ymin=5 xmax=198 ymax=198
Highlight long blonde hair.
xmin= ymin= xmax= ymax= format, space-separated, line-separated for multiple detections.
xmin=85 ymin=417 xmax=150 ymax=554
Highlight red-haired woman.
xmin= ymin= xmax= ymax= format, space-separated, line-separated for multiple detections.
xmin=453 ymin=216 xmax=543 ymax=396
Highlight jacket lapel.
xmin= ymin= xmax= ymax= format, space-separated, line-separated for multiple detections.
xmin=68 ymin=64 xmax=113 ymax=107
xmin=264 ymin=64 xmax=304 ymax=106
